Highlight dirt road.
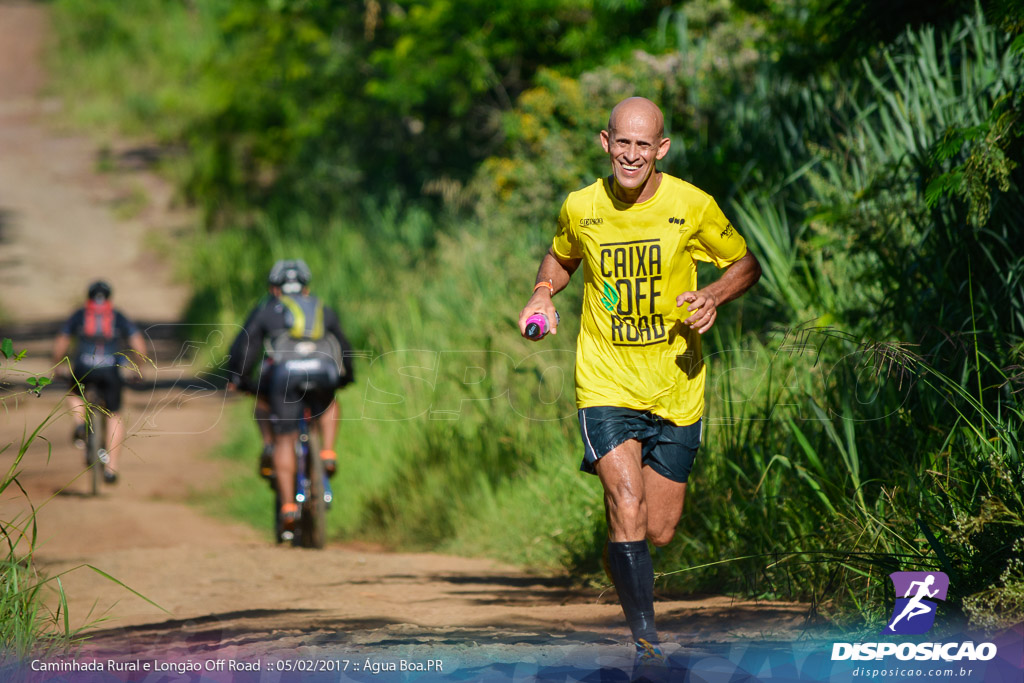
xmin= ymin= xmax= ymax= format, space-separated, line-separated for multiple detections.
xmin=0 ymin=3 xmax=810 ymax=680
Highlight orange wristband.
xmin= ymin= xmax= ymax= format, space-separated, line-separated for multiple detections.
xmin=533 ymin=281 xmax=554 ymax=295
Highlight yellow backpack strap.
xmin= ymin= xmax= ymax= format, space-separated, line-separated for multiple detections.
xmin=277 ymin=295 xmax=306 ymax=338
xmin=278 ymin=295 xmax=325 ymax=339
xmin=310 ymin=299 xmax=325 ymax=340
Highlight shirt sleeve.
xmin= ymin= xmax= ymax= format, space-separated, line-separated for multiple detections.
xmin=551 ymin=198 xmax=583 ymax=260
xmin=60 ymin=309 xmax=83 ymax=336
xmin=691 ymin=197 xmax=748 ymax=268
xmin=115 ymin=311 xmax=140 ymax=338
xmin=225 ymin=304 xmax=267 ymax=384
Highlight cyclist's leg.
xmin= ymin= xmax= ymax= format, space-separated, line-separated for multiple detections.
xmin=105 ymin=413 xmax=126 ymax=473
xmin=66 ymin=394 xmax=88 ymax=444
xmin=67 ymin=394 xmax=88 ymax=423
xmin=97 ymin=367 xmax=125 ymax=480
xmin=254 ymin=394 xmax=275 ymax=478
xmin=252 ymin=363 xmax=274 ymax=444
xmin=250 ymin=363 xmax=276 ymax=477
xmin=312 ymin=392 xmax=339 ymax=475
xmin=254 ymin=395 xmax=273 ymax=445
xmin=272 ymin=430 xmax=299 ymax=510
xmin=268 ymin=365 xmax=303 ymax=523
xmin=67 ymin=366 xmax=91 ymax=443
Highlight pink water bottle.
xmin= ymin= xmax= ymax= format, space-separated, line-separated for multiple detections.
xmin=525 ymin=311 xmax=560 ymax=340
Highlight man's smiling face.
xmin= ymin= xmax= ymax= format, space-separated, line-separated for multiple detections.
xmin=600 ymin=98 xmax=671 ymax=204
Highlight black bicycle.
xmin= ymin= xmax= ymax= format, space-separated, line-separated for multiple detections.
xmin=81 ymin=385 xmax=109 ymax=497
xmin=274 ymin=408 xmax=332 ymax=548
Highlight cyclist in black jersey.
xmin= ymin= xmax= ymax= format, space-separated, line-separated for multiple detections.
xmin=226 ymin=259 xmax=355 ymax=535
xmin=52 ymin=280 xmax=148 ymax=484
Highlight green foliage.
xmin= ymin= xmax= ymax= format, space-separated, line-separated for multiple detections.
xmin=473 ymin=67 xmax=636 ymax=229
xmin=49 ymin=0 xmax=223 ymax=139
xmin=661 ymin=325 xmax=1024 ymax=629
xmin=475 ymin=1 xmax=775 ymax=228
xmin=53 ymin=0 xmax=677 ymax=224
xmin=926 ymin=74 xmax=1022 ymax=228
xmin=0 ymin=339 xmax=12 ymax=359
xmin=367 ymin=0 xmax=665 ymax=114
xmin=766 ymin=0 xmax=978 ymax=75
xmin=735 ymin=4 xmax=1024 ymax=349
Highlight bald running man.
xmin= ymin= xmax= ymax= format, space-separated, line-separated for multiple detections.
xmin=519 ymin=97 xmax=761 ymax=671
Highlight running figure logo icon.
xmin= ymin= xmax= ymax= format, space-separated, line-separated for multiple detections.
xmin=886 ymin=571 xmax=949 ymax=635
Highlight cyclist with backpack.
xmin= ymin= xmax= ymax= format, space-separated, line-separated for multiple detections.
xmin=52 ymin=280 xmax=148 ymax=484
xmin=226 ymin=259 xmax=355 ymax=536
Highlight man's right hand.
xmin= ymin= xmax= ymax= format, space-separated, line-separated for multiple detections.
xmin=519 ymin=250 xmax=579 ymax=338
xmin=518 ymin=290 xmax=559 ymax=338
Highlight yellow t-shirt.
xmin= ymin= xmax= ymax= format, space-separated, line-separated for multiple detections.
xmin=551 ymin=174 xmax=748 ymax=425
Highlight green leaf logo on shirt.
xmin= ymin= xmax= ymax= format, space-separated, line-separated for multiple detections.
xmin=600 ymin=281 xmax=619 ymax=312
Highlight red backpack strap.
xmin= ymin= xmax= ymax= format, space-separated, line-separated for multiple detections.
xmin=83 ymin=301 xmax=115 ymax=339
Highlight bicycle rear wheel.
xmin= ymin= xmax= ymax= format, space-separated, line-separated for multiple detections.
xmin=273 ymin=485 xmax=289 ymax=544
xmin=300 ymin=430 xmax=326 ymax=549
xmin=81 ymin=387 xmax=107 ymax=496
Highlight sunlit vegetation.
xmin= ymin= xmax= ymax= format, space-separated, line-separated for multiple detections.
xmin=50 ymin=0 xmax=1023 ymax=633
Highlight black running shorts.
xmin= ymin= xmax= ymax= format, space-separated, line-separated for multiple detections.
xmin=266 ymin=361 xmax=336 ymax=435
xmin=577 ymin=406 xmax=702 ymax=483
xmin=73 ymin=364 xmax=124 ymax=412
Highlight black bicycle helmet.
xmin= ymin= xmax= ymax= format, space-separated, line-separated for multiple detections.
xmin=267 ymin=259 xmax=312 ymax=294
xmin=88 ymin=280 xmax=112 ymax=302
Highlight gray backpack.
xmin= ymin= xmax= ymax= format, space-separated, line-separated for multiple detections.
xmin=265 ymin=295 xmax=344 ymax=385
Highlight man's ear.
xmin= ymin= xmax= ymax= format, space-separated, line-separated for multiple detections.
xmin=655 ymin=137 xmax=671 ymax=161
xmin=599 ymin=129 xmax=611 ymax=154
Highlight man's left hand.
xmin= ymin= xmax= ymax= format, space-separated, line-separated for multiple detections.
xmin=677 ymin=291 xmax=718 ymax=334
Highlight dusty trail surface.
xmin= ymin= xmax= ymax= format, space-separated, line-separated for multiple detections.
xmin=0 ymin=2 xmax=809 ymax=678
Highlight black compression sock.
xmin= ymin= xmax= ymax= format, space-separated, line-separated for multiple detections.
xmin=606 ymin=540 xmax=657 ymax=644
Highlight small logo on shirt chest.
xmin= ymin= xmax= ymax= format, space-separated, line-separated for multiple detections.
xmin=580 ymin=217 xmax=604 ymax=226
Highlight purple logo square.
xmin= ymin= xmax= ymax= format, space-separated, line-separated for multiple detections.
xmin=885 ymin=571 xmax=949 ymax=635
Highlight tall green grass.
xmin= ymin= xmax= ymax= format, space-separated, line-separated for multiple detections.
xmin=658 ymin=323 xmax=1023 ymax=630
xmin=1 ymin=347 xmax=168 ymax=659
xmin=0 ymin=435 xmax=77 ymax=659
xmin=1 ymin=349 xmax=100 ymax=658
